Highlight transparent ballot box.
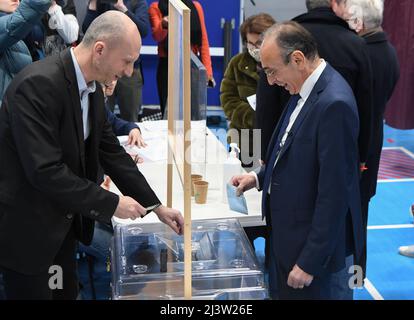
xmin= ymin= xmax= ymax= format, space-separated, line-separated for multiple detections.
xmin=111 ymin=219 xmax=268 ymax=300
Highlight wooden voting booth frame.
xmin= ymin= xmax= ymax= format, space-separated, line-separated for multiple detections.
xmin=167 ymin=0 xmax=192 ymax=299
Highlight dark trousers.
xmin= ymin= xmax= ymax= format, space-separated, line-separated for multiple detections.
xmin=156 ymin=57 xmax=168 ymax=116
xmin=107 ymin=67 xmax=143 ymax=122
xmin=274 ymin=259 xmax=334 ymax=300
xmin=269 ymin=236 xmax=334 ymax=300
xmin=2 ymin=226 xmax=79 ymax=300
xmin=357 ymin=197 xmax=370 ymax=279
xmin=244 ymin=225 xmax=270 ymax=268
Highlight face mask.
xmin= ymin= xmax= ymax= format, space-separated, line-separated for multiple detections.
xmin=248 ymin=46 xmax=261 ymax=63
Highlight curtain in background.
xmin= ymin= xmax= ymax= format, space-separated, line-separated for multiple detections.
xmin=383 ymin=0 xmax=414 ymax=129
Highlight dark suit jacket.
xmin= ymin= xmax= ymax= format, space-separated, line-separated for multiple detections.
xmin=0 ymin=49 xmax=160 ymax=275
xmin=257 ymin=64 xmax=364 ymax=277
xmin=360 ymin=31 xmax=399 ymax=200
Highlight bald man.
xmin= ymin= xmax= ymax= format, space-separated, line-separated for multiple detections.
xmin=0 ymin=11 xmax=184 ymax=300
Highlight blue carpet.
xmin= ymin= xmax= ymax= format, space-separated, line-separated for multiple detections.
xmin=354 ymin=287 xmax=374 ymax=300
xmin=368 ymin=181 xmax=414 ymax=226
xmin=365 ymin=228 xmax=414 ymax=300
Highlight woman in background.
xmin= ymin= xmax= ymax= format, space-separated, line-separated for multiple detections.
xmin=220 ymin=13 xmax=275 ymax=170
xmin=149 ymin=0 xmax=213 ymax=116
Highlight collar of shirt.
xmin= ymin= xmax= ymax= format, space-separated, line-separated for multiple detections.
xmin=281 ymin=59 xmax=327 ymax=141
xmin=268 ymin=59 xmax=327 ymax=194
xmin=70 ymin=48 xmax=96 ymax=98
xmin=298 ymin=59 xmax=327 ymax=103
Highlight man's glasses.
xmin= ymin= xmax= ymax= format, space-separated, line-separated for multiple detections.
xmin=263 ymin=51 xmax=293 ymax=78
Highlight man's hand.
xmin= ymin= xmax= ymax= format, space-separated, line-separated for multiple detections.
xmin=103 ymin=80 xmax=117 ymax=97
xmin=101 ymin=176 xmax=111 ymax=191
xmin=162 ymin=16 xmax=169 ymax=29
xmin=360 ymin=162 xmax=368 ymax=173
xmin=114 ymin=0 xmax=128 ymax=13
xmin=113 ymin=196 xmax=147 ymax=220
xmin=88 ymin=0 xmax=97 ymax=10
xmin=207 ymin=76 xmax=216 ymax=88
xmin=128 ymin=128 xmax=147 ymax=148
xmin=154 ymin=205 xmax=184 ymax=235
xmin=231 ymin=174 xmax=256 ymax=196
xmin=287 ymin=264 xmax=314 ymax=289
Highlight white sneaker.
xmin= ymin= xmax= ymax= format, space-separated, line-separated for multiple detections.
xmin=398 ymin=245 xmax=414 ymax=258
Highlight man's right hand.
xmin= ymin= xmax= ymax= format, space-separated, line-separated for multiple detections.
xmin=89 ymin=0 xmax=97 ymax=10
xmin=113 ymin=196 xmax=147 ymax=220
xmin=162 ymin=16 xmax=169 ymax=29
xmin=231 ymin=174 xmax=256 ymax=196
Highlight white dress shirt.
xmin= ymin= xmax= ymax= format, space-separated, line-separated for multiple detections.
xmin=250 ymin=59 xmax=327 ymax=193
xmin=70 ymin=48 xmax=96 ymax=140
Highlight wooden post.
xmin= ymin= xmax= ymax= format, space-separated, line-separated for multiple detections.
xmin=167 ymin=0 xmax=192 ymax=300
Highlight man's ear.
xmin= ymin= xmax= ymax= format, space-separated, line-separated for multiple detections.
xmin=93 ymin=41 xmax=105 ymax=56
xmin=291 ymin=50 xmax=305 ymax=67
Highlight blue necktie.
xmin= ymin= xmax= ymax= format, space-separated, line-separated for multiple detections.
xmin=262 ymin=94 xmax=300 ymax=195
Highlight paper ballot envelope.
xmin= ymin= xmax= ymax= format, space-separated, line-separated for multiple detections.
xmin=226 ymin=183 xmax=248 ymax=215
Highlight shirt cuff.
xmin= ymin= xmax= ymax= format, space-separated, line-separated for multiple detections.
xmin=248 ymin=171 xmax=260 ymax=189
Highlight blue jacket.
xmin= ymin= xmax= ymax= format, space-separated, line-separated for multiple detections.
xmin=82 ymin=0 xmax=149 ymax=68
xmin=106 ymin=106 xmax=138 ymax=136
xmin=257 ymin=64 xmax=364 ymax=278
xmin=0 ymin=0 xmax=51 ymax=103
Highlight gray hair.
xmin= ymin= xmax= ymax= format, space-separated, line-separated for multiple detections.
xmin=306 ymin=0 xmax=331 ymax=10
xmin=346 ymin=0 xmax=384 ymax=29
xmin=81 ymin=10 xmax=128 ymax=48
xmin=263 ymin=21 xmax=319 ymax=64
xmin=306 ymin=0 xmax=347 ymax=10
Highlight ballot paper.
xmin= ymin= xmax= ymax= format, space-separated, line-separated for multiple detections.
xmin=226 ymin=183 xmax=248 ymax=215
xmin=117 ymin=136 xmax=167 ymax=162
xmin=247 ymin=94 xmax=256 ymax=111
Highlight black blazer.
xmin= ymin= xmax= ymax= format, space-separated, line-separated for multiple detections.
xmin=0 ymin=49 xmax=160 ymax=275
xmin=360 ymin=31 xmax=399 ymax=200
xmin=293 ymin=8 xmax=374 ymax=163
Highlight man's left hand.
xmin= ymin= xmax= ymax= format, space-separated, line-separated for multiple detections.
xmin=128 ymin=128 xmax=147 ymax=148
xmin=287 ymin=264 xmax=314 ymax=289
xmin=154 ymin=205 xmax=184 ymax=235
xmin=114 ymin=0 xmax=128 ymax=13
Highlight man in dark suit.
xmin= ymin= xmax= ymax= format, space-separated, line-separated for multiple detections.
xmin=339 ymin=0 xmax=400 ymax=280
xmin=253 ymin=0 xmax=374 ymax=299
xmin=232 ymin=21 xmax=364 ymax=299
xmin=0 ymin=11 xmax=183 ymax=300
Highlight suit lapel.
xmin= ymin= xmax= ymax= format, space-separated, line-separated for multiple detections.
xmin=60 ymin=48 xmax=86 ymax=175
xmin=264 ymin=103 xmax=288 ymax=164
xmin=277 ymin=64 xmax=333 ymax=161
xmin=86 ymin=90 xmax=103 ymax=180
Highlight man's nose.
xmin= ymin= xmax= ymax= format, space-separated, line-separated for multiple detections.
xmin=124 ymin=65 xmax=134 ymax=78
xmin=267 ymin=75 xmax=276 ymax=86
